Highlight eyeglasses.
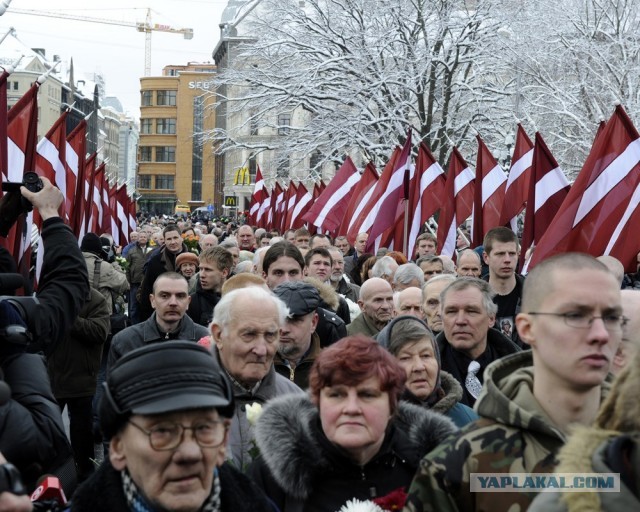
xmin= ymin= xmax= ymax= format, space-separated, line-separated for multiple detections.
xmin=527 ymin=312 xmax=629 ymax=331
xmin=128 ymin=420 xmax=228 ymax=451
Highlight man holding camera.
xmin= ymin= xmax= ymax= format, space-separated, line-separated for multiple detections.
xmin=0 ymin=177 xmax=89 ymax=495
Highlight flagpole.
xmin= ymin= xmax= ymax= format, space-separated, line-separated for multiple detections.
xmin=402 ymin=199 xmax=409 ymax=256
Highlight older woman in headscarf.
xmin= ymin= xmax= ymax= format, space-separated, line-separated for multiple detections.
xmin=377 ymin=315 xmax=478 ymax=427
xmin=250 ymin=335 xmax=457 ymax=512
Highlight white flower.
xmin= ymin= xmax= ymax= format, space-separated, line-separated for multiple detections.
xmin=246 ymin=402 xmax=263 ymax=426
xmin=337 ymin=499 xmax=384 ymax=512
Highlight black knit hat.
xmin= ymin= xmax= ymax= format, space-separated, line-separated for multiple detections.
xmin=99 ymin=341 xmax=234 ymax=439
xmin=80 ymin=233 xmax=102 ymax=256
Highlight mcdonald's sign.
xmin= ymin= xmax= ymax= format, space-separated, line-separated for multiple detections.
xmin=233 ymin=166 xmax=251 ymax=185
xmin=224 ymin=195 xmax=238 ymax=207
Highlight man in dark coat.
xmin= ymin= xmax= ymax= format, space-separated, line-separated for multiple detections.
xmin=0 ymin=178 xmax=89 ymax=494
xmin=47 ymin=288 xmax=110 ymax=482
xmin=72 ymin=341 xmax=275 ymax=512
xmin=138 ymin=224 xmax=188 ymax=320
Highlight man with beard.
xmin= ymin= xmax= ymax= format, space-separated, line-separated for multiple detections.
xmin=272 ymin=281 xmax=321 ymax=388
xmin=327 ymin=246 xmax=360 ymax=303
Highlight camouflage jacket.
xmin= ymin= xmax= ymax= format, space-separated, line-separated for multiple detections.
xmin=404 ymin=351 xmax=566 ymax=512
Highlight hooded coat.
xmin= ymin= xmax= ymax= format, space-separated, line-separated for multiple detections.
xmin=250 ymin=393 xmax=457 ymax=512
xmin=403 ymin=351 xmax=611 ymax=512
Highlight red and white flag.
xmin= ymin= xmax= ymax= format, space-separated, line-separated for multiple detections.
xmin=281 ymin=182 xmax=299 ymax=232
xmin=256 ymin=187 xmax=271 ymax=229
xmin=87 ymin=162 xmax=105 ymax=234
xmin=471 ymin=135 xmax=508 ymax=247
xmin=436 ymin=148 xmax=475 ymax=256
xmin=2 ymin=81 xmax=39 ymax=272
xmin=267 ymin=182 xmax=284 ymax=231
xmin=116 ymin=184 xmax=129 ymax=245
xmin=77 ymin=152 xmax=97 ymax=240
xmin=67 ymin=121 xmax=87 ymax=238
xmin=302 ymin=156 xmax=359 ymax=234
xmin=248 ymin=165 xmax=266 ymax=225
xmin=500 ymin=124 xmax=534 ymax=231
xmin=406 ymin=141 xmax=446 ymax=259
xmin=520 ymin=132 xmax=570 ymax=270
xmin=528 ymin=105 xmax=640 ymax=271
xmin=290 ymin=182 xmax=313 ymax=229
xmin=100 ymin=172 xmax=112 ymax=236
xmin=362 ymin=132 xmax=413 ymax=253
xmin=128 ymin=193 xmax=137 ymax=237
xmin=341 ymin=162 xmax=379 ymax=242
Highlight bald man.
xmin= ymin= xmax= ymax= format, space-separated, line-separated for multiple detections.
xmin=393 ymin=287 xmax=423 ymax=319
xmin=612 ymin=289 xmax=640 ymax=375
xmin=457 ymin=249 xmax=482 ymax=278
xmin=347 ymin=277 xmax=394 ymax=337
xmin=596 ymin=255 xmax=625 ymax=286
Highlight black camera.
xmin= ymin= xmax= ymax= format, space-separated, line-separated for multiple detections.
xmin=0 ymin=172 xmax=44 ymax=237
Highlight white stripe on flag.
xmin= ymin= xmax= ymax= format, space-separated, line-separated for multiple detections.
xmin=454 ymin=167 xmax=474 ymax=196
xmin=604 ymin=183 xmax=640 ymax=255
xmin=312 ymin=172 xmax=360 ymax=228
xmin=505 ymin=148 xmax=533 ymax=189
xmin=408 ymin=163 xmax=443 ymax=252
xmin=441 ymin=215 xmax=458 ymax=257
xmin=534 ymin=167 xmax=569 ymax=212
xmin=360 ymin=163 xmax=409 ymax=233
xmin=37 ymin=137 xmax=66 ymax=195
xmin=291 ymin=193 xmax=312 ymax=224
xmin=66 ymin=142 xmax=79 ymax=178
xmin=348 ymin=185 xmax=377 ymax=233
xmin=481 ymin=165 xmax=507 ymax=206
xmin=574 ymin=138 xmax=640 ymax=227
xmin=7 ymin=138 xmax=25 ymax=182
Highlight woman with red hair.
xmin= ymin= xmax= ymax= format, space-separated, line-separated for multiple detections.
xmin=250 ymin=335 xmax=457 ymax=511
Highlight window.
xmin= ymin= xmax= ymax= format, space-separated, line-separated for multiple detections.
xmin=156 ymin=175 xmax=175 ymax=190
xmin=249 ymin=156 xmax=257 ymax=181
xmin=140 ymin=119 xmax=153 ymax=134
xmin=141 ymin=90 xmax=153 ymax=106
xmin=12 ymin=81 xmax=18 ymax=91
xmin=156 ymin=118 xmax=176 ymax=134
xmin=157 ymin=90 xmax=176 ymax=106
xmin=139 ymin=147 xmax=152 ymax=162
xmin=250 ymin=115 xmax=259 ymax=136
xmin=277 ymin=113 xmax=291 ymax=135
xmin=155 ymin=146 xmax=176 ymax=162
xmin=137 ymin=175 xmax=151 ymax=188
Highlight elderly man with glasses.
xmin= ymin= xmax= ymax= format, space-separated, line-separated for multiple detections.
xmin=405 ymin=253 xmax=625 ymax=512
xmin=71 ymin=341 xmax=275 ymax=512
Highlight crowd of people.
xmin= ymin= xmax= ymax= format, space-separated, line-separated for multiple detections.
xmin=1 ymin=188 xmax=639 ymax=511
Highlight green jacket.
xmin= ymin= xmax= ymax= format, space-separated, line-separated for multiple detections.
xmin=404 ymin=351 xmax=570 ymax=512
xmin=346 ymin=311 xmax=381 ymax=337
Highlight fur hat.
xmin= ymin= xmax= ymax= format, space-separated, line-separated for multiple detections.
xmin=175 ymin=252 xmax=199 ymax=270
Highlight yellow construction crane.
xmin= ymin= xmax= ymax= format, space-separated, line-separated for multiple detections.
xmin=7 ymin=7 xmax=193 ymax=76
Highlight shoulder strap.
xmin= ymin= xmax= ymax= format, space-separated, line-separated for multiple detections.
xmin=92 ymin=259 xmax=101 ymax=291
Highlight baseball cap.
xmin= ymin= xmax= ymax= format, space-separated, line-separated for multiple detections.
xmin=273 ymin=281 xmax=320 ymax=318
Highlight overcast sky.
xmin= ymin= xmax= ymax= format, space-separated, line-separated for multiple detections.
xmin=0 ymin=0 xmax=229 ymax=117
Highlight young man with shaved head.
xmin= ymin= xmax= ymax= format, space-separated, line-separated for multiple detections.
xmin=405 ymin=253 xmax=624 ymax=512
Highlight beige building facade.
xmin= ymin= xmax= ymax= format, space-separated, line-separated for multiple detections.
xmin=137 ymin=63 xmax=216 ymax=216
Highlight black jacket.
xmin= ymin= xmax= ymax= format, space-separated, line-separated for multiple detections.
xmin=138 ymin=244 xmax=188 ymax=320
xmin=28 ymin=218 xmax=90 ymax=355
xmin=187 ymin=280 xmax=220 ymax=327
xmin=70 ymin=459 xmax=277 ymax=512
xmin=47 ymin=288 xmax=110 ymax=398
xmin=0 ymin=218 xmax=89 ymax=493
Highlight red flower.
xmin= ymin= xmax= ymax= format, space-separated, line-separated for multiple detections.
xmin=373 ymin=487 xmax=407 ymax=511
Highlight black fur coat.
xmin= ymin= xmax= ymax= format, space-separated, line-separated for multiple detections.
xmin=250 ymin=393 xmax=458 ymax=512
